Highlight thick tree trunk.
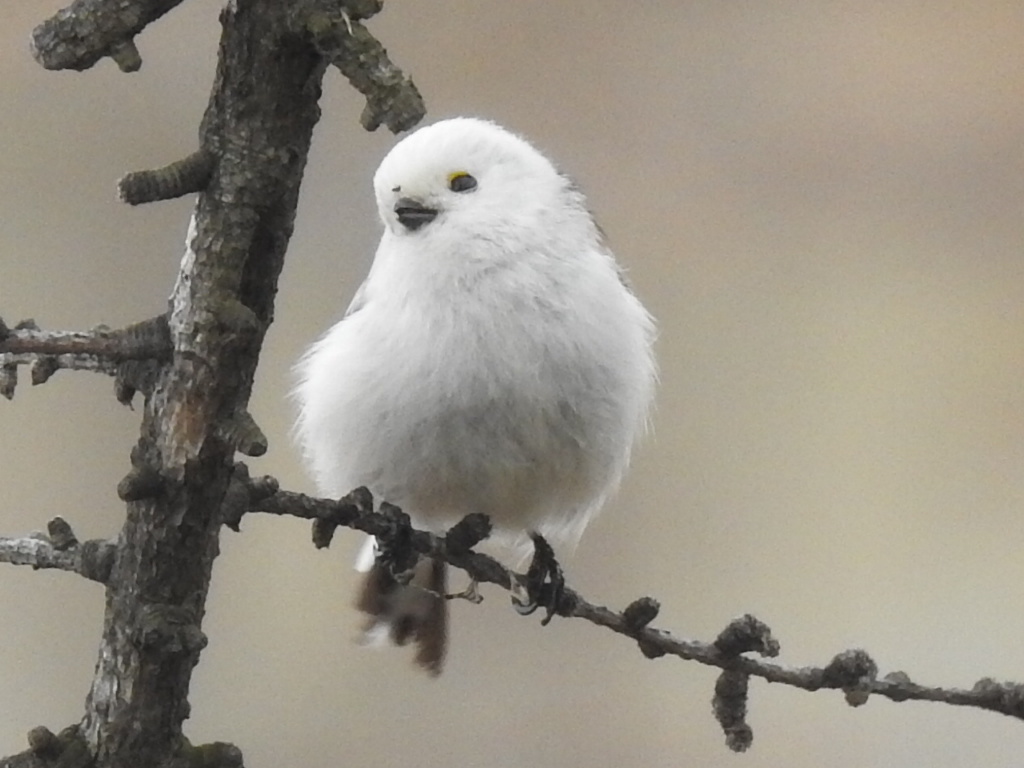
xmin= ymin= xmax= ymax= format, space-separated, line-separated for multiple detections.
xmin=79 ymin=3 xmax=324 ymax=764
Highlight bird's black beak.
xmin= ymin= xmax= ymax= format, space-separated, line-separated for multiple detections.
xmin=394 ymin=198 xmax=438 ymax=231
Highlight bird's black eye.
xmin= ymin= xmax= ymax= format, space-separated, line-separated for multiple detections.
xmin=447 ymin=171 xmax=477 ymax=193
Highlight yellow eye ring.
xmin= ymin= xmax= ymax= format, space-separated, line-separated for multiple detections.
xmin=447 ymin=171 xmax=478 ymax=193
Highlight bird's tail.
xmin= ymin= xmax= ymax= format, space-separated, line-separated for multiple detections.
xmin=356 ymin=554 xmax=448 ymax=675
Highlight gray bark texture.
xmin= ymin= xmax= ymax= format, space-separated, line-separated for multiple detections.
xmin=1 ymin=1 xmax=422 ymax=766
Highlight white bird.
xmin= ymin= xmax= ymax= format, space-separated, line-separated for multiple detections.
xmin=294 ymin=117 xmax=656 ymax=673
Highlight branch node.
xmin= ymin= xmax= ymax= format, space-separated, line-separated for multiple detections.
xmin=823 ymin=648 xmax=878 ymax=707
xmin=881 ymin=669 xmax=914 ymax=701
xmin=345 ymin=485 xmax=375 ymax=516
xmin=0 ymin=315 xmax=9 ymax=342
xmin=119 ymin=149 xmax=215 ymax=205
xmin=221 ymin=408 xmax=268 ymax=457
xmin=713 ymin=669 xmax=753 ymax=752
xmin=311 ymin=516 xmax=338 ymax=549
xmin=622 ymin=596 xmax=660 ymax=631
xmin=123 ymin=314 xmax=174 ymax=359
xmin=30 ymin=355 xmax=60 ymax=385
xmin=27 ymin=725 xmax=92 ymax=768
xmin=222 ymin=467 xmax=280 ymax=533
xmin=714 ymin=614 xmax=780 ymax=658
xmin=27 ymin=725 xmax=60 ymax=759
xmin=47 ymin=517 xmax=79 ymax=551
xmin=118 ymin=463 xmax=165 ymax=502
xmin=637 ymin=632 xmax=669 ymax=659
xmin=109 ymin=39 xmax=142 ymax=73
xmin=443 ymin=513 xmax=491 ymax=554
xmin=115 ymin=360 xmax=159 ymax=406
xmin=215 ymin=299 xmax=262 ymax=336
xmin=310 ymin=486 xmax=372 ymax=549
xmin=247 ymin=474 xmax=280 ymax=502
xmin=19 ymin=725 xmax=92 ymax=768
xmin=15 ymin=319 xmax=40 ymax=331
xmin=884 ymin=670 xmax=911 ymax=684
xmin=971 ymin=678 xmax=1024 ymax=717
xmin=137 ymin=605 xmax=208 ymax=655
xmin=186 ymin=741 xmax=245 ymax=768
xmin=79 ymin=539 xmax=117 ymax=584
xmin=221 ymin=463 xmax=253 ymax=532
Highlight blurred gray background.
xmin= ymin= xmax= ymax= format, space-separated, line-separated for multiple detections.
xmin=3 ymin=2 xmax=1024 ymax=766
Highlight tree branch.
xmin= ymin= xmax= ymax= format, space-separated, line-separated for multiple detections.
xmin=303 ymin=3 xmax=425 ymax=132
xmin=246 ymin=480 xmax=1024 ymax=750
xmin=118 ymin=150 xmax=216 ymax=205
xmin=0 ymin=316 xmax=170 ymax=361
xmin=31 ymin=0 xmax=185 ymax=72
xmin=0 ymin=316 xmax=171 ymax=399
xmin=0 ymin=518 xmax=115 ymax=584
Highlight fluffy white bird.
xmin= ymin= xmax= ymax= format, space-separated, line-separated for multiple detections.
xmin=294 ymin=117 xmax=656 ymax=673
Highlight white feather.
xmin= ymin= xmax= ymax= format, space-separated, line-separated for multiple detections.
xmin=294 ymin=117 xmax=656 ymax=557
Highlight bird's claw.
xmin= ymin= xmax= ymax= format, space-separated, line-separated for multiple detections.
xmin=447 ymin=577 xmax=484 ymax=604
xmin=374 ymin=502 xmax=418 ymax=579
xmin=510 ymin=532 xmax=565 ymax=625
xmin=511 ymin=577 xmax=537 ymax=615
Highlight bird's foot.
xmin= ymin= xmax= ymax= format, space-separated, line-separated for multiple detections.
xmin=374 ymin=502 xmax=418 ymax=582
xmin=447 ymin=577 xmax=484 ymax=604
xmin=511 ymin=532 xmax=565 ymax=626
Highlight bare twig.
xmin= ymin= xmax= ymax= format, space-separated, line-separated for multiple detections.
xmin=303 ymin=4 xmax=425 ymax=132
xmin=0 ymin=316 xmax=171 ymax=398
xmin=247 ymin=481 xmax=1024 ymax=749
xmin=0 ymin=518 xmax=115 ymax=584
xmin=0 ymin=316 xmax=170 ymax=361
xmin=31 ymin=0 xmax=185 ymax=72
xmin=119 ymin=150 xmax=216 ymax=205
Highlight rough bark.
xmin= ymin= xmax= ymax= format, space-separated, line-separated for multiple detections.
xmin=2 ymin=1 xmax=422 ymax=766
xmin=79 ymin=2 xmax=324 ymax=763
xmin=7 ymin=0 xmax=1019 ymax=761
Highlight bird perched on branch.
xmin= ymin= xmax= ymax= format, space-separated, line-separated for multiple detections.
xmin=294 ymin=117 xmax=656 ymax=674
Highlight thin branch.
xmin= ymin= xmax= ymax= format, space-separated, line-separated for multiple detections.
xmin=302 ymin=3 xmax=425 ymax=132
xmin=0 ymin=316 xmax=170 ymax=360
xmin=119 ymin=149 xmax=216 ymax=205
xmin=30 ymin=0 xmax=185 ymax=72
xmin=0 ymin=518 xmax=115 ymax=584
xmin=0 ymin=316 xmax=170 ymax=398
xmin=246 ymin=480 xmax=1024 ymax=749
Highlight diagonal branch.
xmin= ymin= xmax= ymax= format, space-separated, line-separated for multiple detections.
xmin=31 ymin=0 xmax=186 ymax=72
xmin=246 ymin=479 xmax=1024 ymax=750
xmin=302 ymin=2 xmax=425 ymax=133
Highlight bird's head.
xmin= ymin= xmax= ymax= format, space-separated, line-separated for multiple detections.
xmin=373 ymin=118 xmax=571 ymax=243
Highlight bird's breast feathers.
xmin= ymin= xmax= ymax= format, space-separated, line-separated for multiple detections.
xmin=295 ymin=245 xmax=647 ymax=539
